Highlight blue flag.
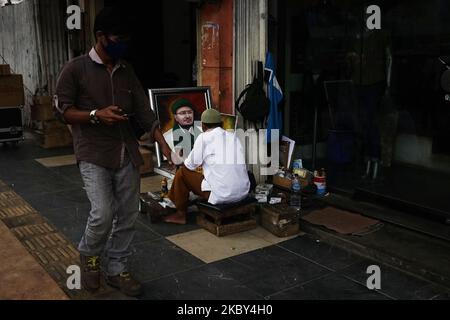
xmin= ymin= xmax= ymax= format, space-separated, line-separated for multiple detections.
xmin=265 ymin=52 xmax=283 ymax=143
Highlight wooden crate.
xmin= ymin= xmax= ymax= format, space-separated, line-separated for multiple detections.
xmin=196 ymin=201 xmax=258 ymax=237
xmin=197 ymin=213 xmax=258 ymax=237
xmin=197 ymin=202 xmax=257 ymax=224
xmin=260 ymin=204 xmax=300 ymax=237
xmin=140 ymin=193 xmax=175 ymax=223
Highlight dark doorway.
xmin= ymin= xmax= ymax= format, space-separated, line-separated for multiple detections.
xmin=103 ymin=0 xmax=197 ymax=90
xmin=269 ymin=0 xmax=450 ymax=224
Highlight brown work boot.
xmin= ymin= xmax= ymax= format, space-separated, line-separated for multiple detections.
xmin=106 ymin=272 xmax=143 ymax=297
xmin=80 ymin=254 xmax=100 ymax=291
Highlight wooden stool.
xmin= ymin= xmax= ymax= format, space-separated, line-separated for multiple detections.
xmin=196 ymin=197 xmax=258 ymax=237
xmin=139 ymin=193 xmax=175 ymax=223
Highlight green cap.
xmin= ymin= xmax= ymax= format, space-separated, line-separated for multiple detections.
xmin=171 ymin=98 xmax=194 ymax=114
xmin=201 ymin=109 xmax=221 ymax=124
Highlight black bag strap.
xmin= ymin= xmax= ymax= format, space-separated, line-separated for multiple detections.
xmin=256 ymin=61 xmax=264 ymax=86
xmin=235 ymin=60 xmax=266 ymax=117
xmin=235 ymin=84 xmax=251 ymax=113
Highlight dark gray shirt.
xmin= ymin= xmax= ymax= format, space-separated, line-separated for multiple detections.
xmin=55 ymin=49 xmax=159 ymax=169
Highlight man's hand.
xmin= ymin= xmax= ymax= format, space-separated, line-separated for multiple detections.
xmin=153 ymin=128 xmax=175 ymax=168
xmin=171 ymin=147 xmax=185 ymax=166
xmin=161 ymin=144 xmax=175 ymax=168
xmin=96 ymin=106 xmax=128 ymax=125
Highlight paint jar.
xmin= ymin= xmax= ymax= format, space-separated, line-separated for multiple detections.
xmin=161 ymin=177 xmax=168 ymax=197
xmin=314 ymin=169 xmax=327 ymax=196
xmin=292 ymin=159 xmax=303 ymax=175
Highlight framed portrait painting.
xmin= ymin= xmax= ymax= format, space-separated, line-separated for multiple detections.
xmin=221 ymin=114 xmax=238 ymax=131
xmin=149 ymin=87 xmax=212 ymax=172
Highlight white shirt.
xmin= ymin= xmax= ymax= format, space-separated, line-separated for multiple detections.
xmin=184 ymin=127 xmax=250 ymax=205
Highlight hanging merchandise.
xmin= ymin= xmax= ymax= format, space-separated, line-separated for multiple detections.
xmin=265 ymin=52 xmax=284 ymax=143
xmin=235 ymin=61 xmax=270 ymax=123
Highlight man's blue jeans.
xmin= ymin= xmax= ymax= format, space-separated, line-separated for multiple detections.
xmin=78 ymin=160 xmax=140 ymax=276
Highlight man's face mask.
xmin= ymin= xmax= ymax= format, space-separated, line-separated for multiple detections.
xmin=103 ymin=36 xmax=129 ymax=61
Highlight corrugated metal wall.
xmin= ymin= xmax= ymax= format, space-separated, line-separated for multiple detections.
xmin=234 ymin=0 xmax=267 ymax=97
xmin=234 ymin=0 xmax=268 ymax=183
xmin=0 ymin=0 xmax=41 ymax=122
xmin=0 ymin=0 xmax=67 ymax=124
xmin=38 ymin=0 xmax=68 ymax=95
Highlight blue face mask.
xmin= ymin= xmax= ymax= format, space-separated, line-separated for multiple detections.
xmin=103 ymin=37 xmax=129 ymax=61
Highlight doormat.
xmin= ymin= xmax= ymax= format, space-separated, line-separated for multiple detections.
xmin=302 ymin=207 xmax=382 ymax=235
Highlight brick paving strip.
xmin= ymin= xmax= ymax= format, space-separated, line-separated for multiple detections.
xmin=0 ymin=180 xmax=117 ymax=300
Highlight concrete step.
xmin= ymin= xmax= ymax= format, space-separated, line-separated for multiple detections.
xmin=300 ymin=195 xmax=450 ymax=289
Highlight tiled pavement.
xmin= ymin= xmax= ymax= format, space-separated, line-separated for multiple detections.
xmin=0 ymin=219 xmax=68 ymax=300
xmin=1 ymin=138 xmax=449 ymax=300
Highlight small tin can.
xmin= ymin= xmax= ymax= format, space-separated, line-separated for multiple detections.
xmin=292 ymin=159 xmax=303 ymax=175
xmin=314 ymin=169 xmax=327 ymax=196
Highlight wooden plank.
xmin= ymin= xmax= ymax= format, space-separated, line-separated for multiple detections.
xmin=197 ymin=203 xmax=257 ymax=220
xmin=197 ymin=214 xmax=257 ymax=237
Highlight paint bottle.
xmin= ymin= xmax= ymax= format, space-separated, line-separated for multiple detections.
xmin=161 ymin=177 xmax=168 ymax=197
xmin=314 ymin=169 xmax=327 ymax=196
xmin=289 ymin=174 xmax=301 ymax=211
xmin=292 ymin=159 xmax=303 ymax=175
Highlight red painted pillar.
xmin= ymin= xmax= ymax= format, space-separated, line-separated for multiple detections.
xmin=199 ymin=0 xmax=233 ymax=115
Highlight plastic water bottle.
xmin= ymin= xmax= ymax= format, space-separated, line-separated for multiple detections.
xmin=290 ymin=174 xmax=301 ymax=211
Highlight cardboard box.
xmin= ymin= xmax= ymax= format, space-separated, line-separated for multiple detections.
xmin=260 ymin=204 xmax=300 ymax=237
xmin=0 ymin=75 xmax=24 ymax=107
xmin=31 ymin=103 xmax=55 ymax=121
xmin=273 ymin=174 xmax=309 ymax=191
xmin=32 ymin=95 xmax=54 ymax=121
xmin=139 ymin=147 xmax=154 ymax=175
xmin=32 ymin=119 xmax=66 ymax=132
xmin=0 ymin=65 xmax=11 ymax=75
xmin=33 ymin=95 xmax=52 ymax=106
xmin=35 ymin=127 xmax=72 ymax=149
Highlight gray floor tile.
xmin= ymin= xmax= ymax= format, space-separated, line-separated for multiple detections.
xmin=269 ymin=273 xmax=389 ymax=300
xmin=141 ymin=264 xmax=263 ymax=300
xmin=278 ymin=235 xmax=363 ymax=271
xmin=129 ymin=239 xmax=205 ymax=282
xmin=226 ymin=246 xmax=331 ymax=297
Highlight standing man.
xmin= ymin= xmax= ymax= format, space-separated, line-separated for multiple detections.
xmin=54 ymin=8 xmax=172 ymax=296
xmin=164 ymin=109 xmax=250 ymax=225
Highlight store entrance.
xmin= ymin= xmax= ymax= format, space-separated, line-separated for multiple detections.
xmin=103 ymin=0 xmax=197 ymax=89
xmin=269 ymin=0 xmax=450 ymax=224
